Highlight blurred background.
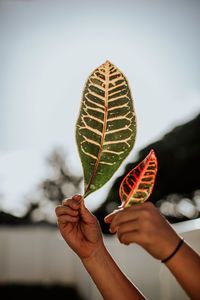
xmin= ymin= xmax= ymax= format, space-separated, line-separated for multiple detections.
xmin=0 ymin=0 xmax=200 ymax=299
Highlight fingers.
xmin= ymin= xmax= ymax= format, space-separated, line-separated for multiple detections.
xmin=55 ymin=205 xmax=79 ymax=217
xmin=57 ymin=214 xmax=79 ymax=224
xmin=117 ymin=220 xmax=139 ymax=235
xmin=79 ymin=198 xmax=97 ymax=224
xmin=55 ymin=195 xmax=82 ymax=226
xmin=116 ymin=217 xmax=142 ymax=245
xmin=105 ymin=202 xmax=179 ymax=259
xmin=105 ymin=202 xmax=146 ymax=224
xmin=118 ymin=231 xmax=140 ymax=245
xmin=104 ymin=208 xmax=123 ymax=224
xmin=116 ymin=220 xmax=139 ymax=244
xmin=62 ymin=194 xmax=82 ymax=209
xmin=109 ymin=206 xmax=141 ymax=233
xmin=55 ymin=194 xmax=96 ymax=226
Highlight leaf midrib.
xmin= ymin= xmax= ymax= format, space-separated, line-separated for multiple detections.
xmin=123 ymin=152 xmax=152 ymax=207
xmin=84 ymin=63 xmax=109 ymax=197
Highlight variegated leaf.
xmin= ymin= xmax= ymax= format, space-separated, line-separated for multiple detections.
xmin=119 ymin=150 xmax=158 ymax=207
xmin=76 ymin=60 xmax=137 ymax=197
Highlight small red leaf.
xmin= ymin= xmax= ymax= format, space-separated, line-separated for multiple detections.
xmin=119 ymin=150 xmax=158 ymax=208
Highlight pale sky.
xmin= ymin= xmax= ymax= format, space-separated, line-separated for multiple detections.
xmin=0 ymin=0 xmax=199 ymax=214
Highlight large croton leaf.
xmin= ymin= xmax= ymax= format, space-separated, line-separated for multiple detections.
xmin=119 ymin=150 xmax=158 ymax=207
xmin=76 ymin=60 xmax=137 ymax=197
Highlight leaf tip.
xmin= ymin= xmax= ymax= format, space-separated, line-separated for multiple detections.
xmin=104 ymin=60 xmax=112 ymax=66
xmin=149 ymin=149 xmax=158 ymax=165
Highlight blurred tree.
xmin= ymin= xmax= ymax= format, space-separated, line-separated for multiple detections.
xmin=94 ymin=114 xmax=200 ymax=234
xmin=41 ymin=148 xmax=82 ymax=203
xmin=29 ymin=147 xmax=82 ymax=224
xmin=0 ymin=147 xmax=82 ymax=225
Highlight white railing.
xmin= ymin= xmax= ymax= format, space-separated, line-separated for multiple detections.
xmin=0 ymin=218 xmax=199 ymax=300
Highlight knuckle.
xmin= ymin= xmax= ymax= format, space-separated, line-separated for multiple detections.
xmin=141 ymin=217 xmax=151 ymax=228
xmin=55 ymin=206 xmax=60 ymax=215
xmin=142 ymin=207 xmax=151 ymax=219
xmin=119 ymin=233 xmax=128 ymax=244
xmin=62 ymin=198 xmax=69 ymax=205
xmin=117 ymin=224 xmax=126 ymax=235
xmin=140 ymin=222 xmax=153 ymax=237
xmin=146 ymin=202 xmax=155 ymax=211
xmin=145 ymin=202 xmax=154 ymax=211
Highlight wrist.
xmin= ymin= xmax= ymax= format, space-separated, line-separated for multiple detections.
xmin=159 ymin=231 xmax=181 ymax=261
xmin=81 ymin=242 xmax=108 ymax=266
xmin=161 ymin=238 xmax=184 ymax=263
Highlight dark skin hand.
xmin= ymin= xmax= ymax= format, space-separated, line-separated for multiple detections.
xmin=55 ymin=194 xmax=103 ymax=259
xmin=104 ymin=202 xmax=200 ymax=300
xmin=55 ymin=194 xmax=145 ymax=300
xmin=104 ymin=202 xmax=180 ymax=260
xmin=55 ymin=196 xmax=200 ymax=300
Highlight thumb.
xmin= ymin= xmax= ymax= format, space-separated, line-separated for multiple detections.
xmin=80 ymin=198 xmax=96 ymax=224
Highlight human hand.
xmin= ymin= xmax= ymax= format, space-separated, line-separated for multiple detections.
xmin=104 ymin=202 xmax=180 ymax=260
xmin=55 ymin=194 xmax=103 ymax=260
